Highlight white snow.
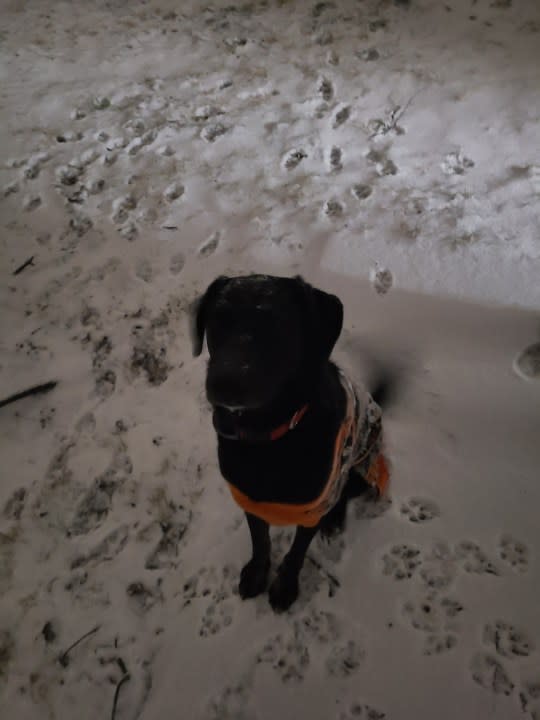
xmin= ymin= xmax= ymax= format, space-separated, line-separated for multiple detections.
xmin=1 ymin=1 xmax=539 ymax=719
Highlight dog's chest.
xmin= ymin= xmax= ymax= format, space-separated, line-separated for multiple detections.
xmin=216 ymin=372 xmax=375 ymax=507
xmin=217 ymin=416 xmax=339 ymax=505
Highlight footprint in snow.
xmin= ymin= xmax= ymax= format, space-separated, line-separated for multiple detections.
xmin=513 ymin=342 xmax=540 ymax=381
xmin=370 ymin=266 xmax=393 ymax=295
xmin=284 ymin=149 xmax=307 ymax=170
xmin=366 ymin=149 xmax=398 ymax=176
xmin=325 ymin=640 xmax=365 ymax=677
xmin=145 ymin=513 xmax=191 ymax=570
xmin=318 ymin=76 xmax=334 ymax=102
xmin=324 ymin=198 xmax=344 ymax=217
xmin=201 ymin=123 xmax=229 ymax=142
xmin=483 ymin=620 xmax=534 ymax=659
xmin=333 ymin=104 xmax=350 ymax=128
xmin=95 ymin=370 xmax=116 ymax=399
xmin=339 ymin=703 xmax=386 ymax=720
xmin=206 ymin=672 xmax=254 ymax=720
xmin=329 ymin=146 xmax=343 ymax=172
xmin=169 ymin=253 xmax=185 ymax=275
xmin=23 ymin=195 xmax=42 ymax=211
xmin=257 ymin=632 xmax=310 ymax=684
xmin=135 ymin=258 xmax=154 ymax=283
xmin=352 ymin=183 xmax=373 ymax=200
xmin=382 ymin=543 xmax=422 ymax=580
xmin=163 ymin=182 xmax=184 ymax=202
xmin=519 ymin=678 xmax=540 ymax=719
xmin=402 ymin=594 xmax=464 ymax=634
xmin=498 ymin=534 xmax=530 ymax=573
xmin=126 ymin=581 xmax=162 ymax=613
xmin=441 ymin=150 xmax=475 ymax=175
xmin=198 ymin=231 xmax=220 ymax=257
xmin=419 ymin=542 xmax=455 ymax=592
xmin=424 ymin=633 xmax=458 ymax=656
xmin=470 ymin=652 xmax=514 ymax=696
xmin=400 ymin=497 xmax=440 ymax=523
xmin=454 ymin=540 xmax=500 ymax=576
xmin=71 ymin=525 xmax=129 ymax=569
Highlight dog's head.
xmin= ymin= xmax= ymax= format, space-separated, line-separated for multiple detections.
xmin=190 ymin=274 xmax=343 ymax=410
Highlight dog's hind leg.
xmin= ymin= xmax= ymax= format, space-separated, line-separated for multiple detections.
xmin=319 ymin=472 xmax=373 ymax=540
xmin=239 ymin=513 xmax=271 ymax=599
xmin=269 ymin=524 xmax=319 ymax=612
xmin=345 ymin=468 xmax=373 ymax=499
xmin=319 ymin=494 xmax=349 ymax=540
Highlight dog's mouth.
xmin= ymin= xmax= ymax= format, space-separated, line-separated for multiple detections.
xmin=212 ymin=404 xmax=262 ymax=424
xmin=219 ymin=405 xmax=247 ymax=414
xmin=211 ymin=405 xmax=250 ymax=439
xmin=206 ymin=374 xmax=273 ymax=414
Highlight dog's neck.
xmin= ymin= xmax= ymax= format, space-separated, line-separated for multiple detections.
xmin=213 ymin=363 xmax=332 ymax=442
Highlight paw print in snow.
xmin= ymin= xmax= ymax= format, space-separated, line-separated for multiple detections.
xmin=256 ymin=633 xmax=310 ymax=684
xmin=498 ymin=534 xmax=530 ymax=573
xmin=339 ymin=703 xmax=386 ymax=720
xmin=441 ymin=150 xmax=474 ymax=175
xmin=283 ymin=149 xmax=307 ymax=170
xmin=403 ymin=594 xmax=463 ymax=634
xmin=420 ymin=542 xmax=455 ymax=592
xmin=424 ymin=633 xmax=457 ymax=656
xmin=294 ymin=608 xmax=340 ymax=644
xmin=206 ymin=673 xmax=254 ymax=720
xmin=470 ymin=652 xmax=514 ymax=696
xmin=520 ymin=678 xmax=540 ymax=719
xmin=483 ymin=620 xmax=534 ymax=659
xmin=326 ymin=640 xmax=365 ymax=677
xmin=400 ymin=497 xmax=439 ymax=523
xmin=199 ymin=594 xmax=234 ymax=638
xmin=324 ymin=198 xmax=344 ymax=217
xmin=382 ymin=544 xmax=422 ymax=580
xmin=370 ymin=267 xmax=393 ymax=296
xmin=455 ymin=540 xmax=499 ymax=575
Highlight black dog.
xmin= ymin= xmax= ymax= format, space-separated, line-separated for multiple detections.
xmin=191 ymin=274 xmax=391 ymax=611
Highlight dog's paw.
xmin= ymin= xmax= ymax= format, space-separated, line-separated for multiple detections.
xmin=239 ymin=558 xmax=270 ymax=599
xmin=268 ymin=568 xmax=300 ymax=612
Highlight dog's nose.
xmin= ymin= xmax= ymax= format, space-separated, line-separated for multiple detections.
xmin=206 ymin=365 xmax=253 ymax=409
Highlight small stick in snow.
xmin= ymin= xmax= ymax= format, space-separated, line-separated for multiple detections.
xmin=0 ymin=381 xmax=58 ymax=410
xmin=58 ymin=625 xmax=100 ymax=668
xmin=13 ymin=256 xmax=35 ymax=275
xmin=306 ymin=555 xmax=341 ymax=593
xmin=116 ymin=657 xmax=128 ymax=676
xmin=111 ymin=673 xmax=131 ymax=720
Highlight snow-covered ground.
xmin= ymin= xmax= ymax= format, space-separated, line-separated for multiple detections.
xmin=1 ymin=1 xmax=539 ymax=719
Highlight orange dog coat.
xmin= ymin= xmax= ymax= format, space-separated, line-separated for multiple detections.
xmin=227 ymin=371 xmax=389 ymax=527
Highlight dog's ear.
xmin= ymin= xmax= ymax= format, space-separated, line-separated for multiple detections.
xmin=189 ymin=276 xmax=229 ymax=357
xmin=293 ymin=276 xmax=343 ymax=361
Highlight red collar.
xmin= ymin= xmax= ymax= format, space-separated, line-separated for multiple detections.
xmin=213 ymin=404 xmax=309 ymax=443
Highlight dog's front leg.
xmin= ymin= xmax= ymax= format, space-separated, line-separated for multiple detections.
xmin=239 ymin=512 xmax=271 ymax=599
xmin=269 ymin=524 xmax=319 ymax=612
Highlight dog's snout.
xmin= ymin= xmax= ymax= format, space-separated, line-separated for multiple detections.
xmin=206 ymin=357 xmax=259 ymax=409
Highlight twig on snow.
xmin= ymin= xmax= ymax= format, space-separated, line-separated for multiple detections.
xmin=368 ymin=89 xmax=423 ymax=139
xmin=306 ymin=555 xmax=341 ymax=595
xmin=0 ymin=381 xmax=58 ymax=410
xmin=13 ymin=256 xmax=35 ymax=275
xmin=111 ymin=673 xmax=131 ymax=720
xmin=58 ymin=625 xmax=100 ymax=668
